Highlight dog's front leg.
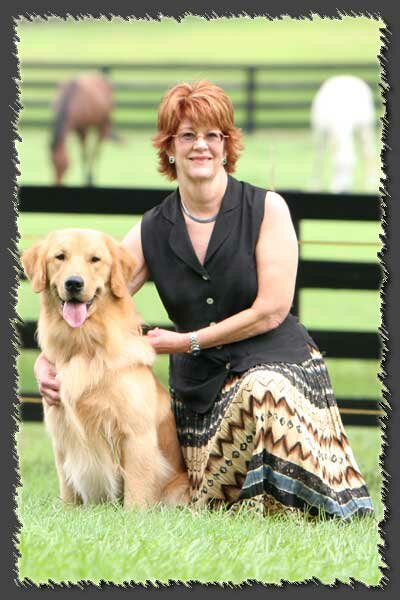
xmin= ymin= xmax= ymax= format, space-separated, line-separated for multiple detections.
xmin=121 ymin=432 xmax=161 ymax=509
xmin=53 ymin=447 xmax=82 ymax=505
xmin=161 ymin=471 xmax=190 ymax=506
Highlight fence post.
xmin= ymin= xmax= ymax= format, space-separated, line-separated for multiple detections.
xmin=245 ymin=66 xmax=256 ymax=133
xmin=100 ymin=65 xmax=111 ymax=77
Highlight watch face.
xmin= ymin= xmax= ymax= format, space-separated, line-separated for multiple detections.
xmin=192 ymin=347 xmax=201 ymax=356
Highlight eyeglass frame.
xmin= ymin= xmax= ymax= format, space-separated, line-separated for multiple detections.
xmin=171 ymin=130 xmax=229 ymax=145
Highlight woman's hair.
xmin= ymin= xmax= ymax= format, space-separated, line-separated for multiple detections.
xmin=152 ymin=80 xmax=243 ymax=180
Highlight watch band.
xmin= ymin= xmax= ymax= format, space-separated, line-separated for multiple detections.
xmin=188 ymin=332 xmax=201 ymax=356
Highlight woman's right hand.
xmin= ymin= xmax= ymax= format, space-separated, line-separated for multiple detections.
xmin=34 ymin=353 xmax=61 ymax=407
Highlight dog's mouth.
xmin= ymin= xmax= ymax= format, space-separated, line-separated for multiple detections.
xmin=59 ymin=294 xmax=97 ymax=329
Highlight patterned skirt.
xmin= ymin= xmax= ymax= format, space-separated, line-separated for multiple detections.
xmin=171 ymin=348 xmax=374 ymax=519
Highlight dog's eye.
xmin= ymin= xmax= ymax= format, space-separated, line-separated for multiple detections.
xmin=55 ymin=253 xmax=65 ymax=261
xmin=90 ymin=256 xmax=101 ymax=263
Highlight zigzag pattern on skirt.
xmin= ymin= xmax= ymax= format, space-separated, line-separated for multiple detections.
xmin=172 ymin=350 xmax=374 ymax=519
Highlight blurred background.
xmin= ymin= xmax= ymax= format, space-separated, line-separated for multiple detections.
xmin=16 ymin=15 xmax=383 ymax=192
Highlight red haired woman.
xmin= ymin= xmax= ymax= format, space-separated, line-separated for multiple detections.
xmin=36 ymin=81 xmax=373 ymax=519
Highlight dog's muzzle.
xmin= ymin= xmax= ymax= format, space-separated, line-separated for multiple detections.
xmin=60 ymin=277 xmax=97 ymax=328
xmin=64 ymin=275 xmax=84 ymax=296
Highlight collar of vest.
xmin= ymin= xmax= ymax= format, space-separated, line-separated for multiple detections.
xmin=161 ymin=175 xmax=241 ymax=223
xmin=162 ymin=175 xmax=241 ymax=272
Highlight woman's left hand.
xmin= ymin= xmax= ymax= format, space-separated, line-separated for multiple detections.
xmin=146 ymin=327 xmax=189 ymax=354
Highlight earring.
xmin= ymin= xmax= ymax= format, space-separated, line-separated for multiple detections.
xmin=222 ymin=157 xmax=227 ymax=166
xmin=168 ymin=156 xmax=175 ymax=165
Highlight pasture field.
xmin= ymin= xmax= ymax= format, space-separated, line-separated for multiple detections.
xmin=14 ymin=16 xmax=385 ymax=586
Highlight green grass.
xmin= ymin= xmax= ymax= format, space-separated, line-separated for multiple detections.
xmin=16 ymin=422 xmax=384 ymax=585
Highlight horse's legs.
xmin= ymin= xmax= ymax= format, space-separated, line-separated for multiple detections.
xmin=76 ymin=129 xmax=91 ymax=185
xmin=331 ymin=131 xmax=355 ymax=193
xmin=86 ymin=120 xmax=110 ymax=186
xmin=86 ymin=134 xmax=101 ymax=186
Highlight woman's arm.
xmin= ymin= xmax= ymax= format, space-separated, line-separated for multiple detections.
xmin=147 ymin=191 xmax=299 ymax=354
xmin=121 ymin=220 xmax=150 ymax=294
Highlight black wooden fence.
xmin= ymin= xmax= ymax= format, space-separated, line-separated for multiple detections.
xmin=17 ymin=185 xmax=383 ymax=426
xmin=19 ymin=61 xmax=382 ymax=132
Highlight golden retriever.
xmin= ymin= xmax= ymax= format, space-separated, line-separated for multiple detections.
xmin=21 ymin=228 xmax=189 ymax=508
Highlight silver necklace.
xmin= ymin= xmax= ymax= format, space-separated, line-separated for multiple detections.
xmin=180 ymin=199 xmax=219 ymax=223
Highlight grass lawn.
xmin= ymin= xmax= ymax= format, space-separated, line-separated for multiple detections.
xmin=16 ymin=422 xmax=384 ymax=585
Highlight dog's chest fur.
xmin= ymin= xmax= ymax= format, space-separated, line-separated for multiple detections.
xmin=58 ymin=420 xmax=123 ymax=504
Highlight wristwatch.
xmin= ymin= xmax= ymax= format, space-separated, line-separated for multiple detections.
xmin=188 ymin=332 xmax=201 ymax=356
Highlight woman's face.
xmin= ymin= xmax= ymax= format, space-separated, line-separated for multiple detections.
xmin=170 ymin=119 xmax=227 ymax=183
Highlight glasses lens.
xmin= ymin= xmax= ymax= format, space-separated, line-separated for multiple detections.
xmin=175 ymin=131 xmax=225 ymax=144
xmin=206 ymin=132 xmax=223 ymax=143
xmin=179 ymin=132 xmax=196 ymax=143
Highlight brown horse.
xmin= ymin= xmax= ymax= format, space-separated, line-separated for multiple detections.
xmin=50 ymin=72 xmax=116 ymax=186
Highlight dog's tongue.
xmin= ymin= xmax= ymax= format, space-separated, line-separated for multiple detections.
xmin=62 ymin=301 xmax=88 ymax=328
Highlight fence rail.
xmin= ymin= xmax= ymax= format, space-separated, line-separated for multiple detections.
xmin=17 ymin=185 xmax=383 ymax=426
xmin=19 ymin=61 xmax=382 ymax=132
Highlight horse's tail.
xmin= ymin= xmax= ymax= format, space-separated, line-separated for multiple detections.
xmin=50 ymin=79 xmax=79 ymax=151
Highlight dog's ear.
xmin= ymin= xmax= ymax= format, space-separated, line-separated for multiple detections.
xmin=106 ymin=237 xmax=137 ymax=298
xmin=21 ymin=240 xmax=47 ymax=293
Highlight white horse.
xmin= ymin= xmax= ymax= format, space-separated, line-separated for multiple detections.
xmin=310 ymin=75 xmax=377 ymax=193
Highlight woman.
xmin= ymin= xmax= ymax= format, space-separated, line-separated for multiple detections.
xmin=35 ymin=80 xmax=374 ymax=519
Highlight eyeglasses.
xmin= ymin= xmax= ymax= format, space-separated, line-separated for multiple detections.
xmin=172 ymin=131 xmax=228 ymax=145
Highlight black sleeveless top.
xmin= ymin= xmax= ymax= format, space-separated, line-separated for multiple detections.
xmin=141 ymin=175 xmax=316 ymax=413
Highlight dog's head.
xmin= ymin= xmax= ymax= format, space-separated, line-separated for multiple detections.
xmin=21 ymin=228 xmax=136 ymax=328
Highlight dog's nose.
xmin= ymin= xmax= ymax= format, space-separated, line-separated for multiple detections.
xmin=64 ymin=276 xmax=84 ymax=293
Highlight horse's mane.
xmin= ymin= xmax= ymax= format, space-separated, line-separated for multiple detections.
xmin=50 ymin=79 xmax=79 ymax=150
